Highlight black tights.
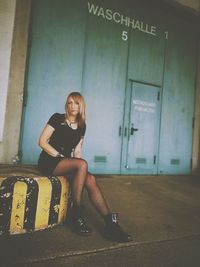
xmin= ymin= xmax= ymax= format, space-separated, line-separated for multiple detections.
xmin=53 ymin=158 xmax=110 ymax=217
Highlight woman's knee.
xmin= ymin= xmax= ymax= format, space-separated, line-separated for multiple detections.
xmin=75 ymin=158 xmax=88 ymax=171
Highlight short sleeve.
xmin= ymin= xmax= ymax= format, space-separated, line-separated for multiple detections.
xmin=47 ymin=113 xmax=60 ymax=129
xmin=81 ymin=124 xmax=86 ymax=137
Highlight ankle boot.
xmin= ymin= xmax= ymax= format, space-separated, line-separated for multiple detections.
xmin=104 ymin=213 xmax=132 ymax=243
xmin=68 ymin=204 xmax=92 ymax=236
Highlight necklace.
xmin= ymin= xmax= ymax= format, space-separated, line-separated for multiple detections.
xmin=69 ymin=121 xmax=76 ymax=126
xmin=67 ymin=119 xmax=76 ymax=124
xmin=65 ymin=118 xmax=77 ymax=129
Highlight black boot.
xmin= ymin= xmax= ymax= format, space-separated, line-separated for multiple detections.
xmin=104 ymin=213 xmax=133 ymax=243
xmin=68 ymin=204 xmax=92 ymax=236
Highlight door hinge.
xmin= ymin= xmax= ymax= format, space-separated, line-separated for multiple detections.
xmin=192 ymin=117 xmax=195 ymax=128
xmin=157 ymin=92 xmax=160 ymax=101
xmin=22 ymin=90 xmax=28 ymax=107
xmin=190 ymin=158 xmax=193 ymax=169
xmin=153 ymin=155 xmax=156 ymax=165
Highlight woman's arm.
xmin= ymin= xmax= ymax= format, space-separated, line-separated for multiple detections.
xmin=38 ymin=124 xmax=61 ymax=157
xmin=73 ymin=138 xmax=84 ymax=158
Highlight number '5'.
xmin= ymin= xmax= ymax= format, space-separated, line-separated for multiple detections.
xmin=122 ymin=31 xmax=128 ymax=41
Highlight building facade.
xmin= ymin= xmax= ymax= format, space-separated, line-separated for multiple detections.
xmin=0 ymin=0 xmax=200 ymax=175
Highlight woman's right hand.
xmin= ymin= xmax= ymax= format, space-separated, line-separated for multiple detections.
xmin=38 ymin=124 xmax=59 ymax=157
xmin=56 ymin=152 xmax=65 ymax=158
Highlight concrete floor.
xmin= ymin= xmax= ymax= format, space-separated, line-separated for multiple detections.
xmin=14 ymin=235 xmax=200 ymax=267
xmin=0 ymin=166 xmax=200 ymax=266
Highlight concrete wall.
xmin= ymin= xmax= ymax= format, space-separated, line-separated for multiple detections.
xmin=175 ymin=0 xmax=200 ymax=11
xmin=0 ymin=0 xmax=31 ymax=164
xmin=193 ymin=42 xmax=200 ymax=174
xmin=0 ymin=0 xmax=16 ymax=142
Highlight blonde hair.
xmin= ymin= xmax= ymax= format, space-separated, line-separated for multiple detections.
xmin=65 ymin=92 xmax=86 ymax=128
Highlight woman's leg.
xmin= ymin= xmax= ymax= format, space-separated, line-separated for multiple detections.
xmin=52 ymin=158 xmax=88 ymax=205
xmin=53 ymin=160 xmax=132 ymax=241
xmin=52 ymin=158 xmax=92 ymax=235
xmin=85 ymin=173 xmax=132 ymax=243
xmin=85 ymin=172 xmax=110 ymax=217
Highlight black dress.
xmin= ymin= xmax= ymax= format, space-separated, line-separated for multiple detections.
xmin=38 ymin=113 xmax=86 ymax=175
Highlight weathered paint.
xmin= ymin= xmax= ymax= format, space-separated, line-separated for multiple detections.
xmin=82 ymin=0 xmax=130 ymax=173
xmin=34 ymin=178 xmax=52 ymax=230
xmin=0 ymin=0 xmax=31 ymax=163
xmin=20 ymin=0 xmax=87 ymax=163
xmin=0 ymin=176 xmax=69 ymax=235
xmin=0 ymin=0 xmax=16 ymax=141
xmin=10 ymin=181 xmax=27 ymax=234
xmin=158 ymin=15 xmax=198 ymax=174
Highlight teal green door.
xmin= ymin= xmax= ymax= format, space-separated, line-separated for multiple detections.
xmin=121 ymin=82 xmax=161 ymax=174
xmin=81 ymin=0 xmax=129 ymax=174
xmin=20 ymin=0 xmax=129 ymax=174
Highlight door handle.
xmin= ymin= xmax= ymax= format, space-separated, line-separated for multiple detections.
xmin=124 ymin=127 xmax=127 ymax=137
xmin=119 ymin=126 xmax=122 ymax=136
xmin=130 ymin=123 xmax=138 ymax=135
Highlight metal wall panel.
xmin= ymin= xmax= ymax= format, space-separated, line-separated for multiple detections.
xmin=20 ymin=0 xmax=198 ymax=175
xmin=120 ymin=2 xmax=166 ymax=174
xmin=121 ymin=82 xmax=161 ymax=174
xmin=127 ymin=2 xmax=166 ymax=85
xmin=82 ymin=0 xmax=130 ymax=173
xmin=158 ymin=16 xmax=197 ymax=174
xmin=21 ymin=0 xmax=87 ymax=163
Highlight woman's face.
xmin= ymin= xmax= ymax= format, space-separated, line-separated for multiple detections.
xmin=67 ymin=96 xmax=80 ymax=116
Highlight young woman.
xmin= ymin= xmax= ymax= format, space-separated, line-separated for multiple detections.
xmin=38 ymin=92 xmax=132 ymax=243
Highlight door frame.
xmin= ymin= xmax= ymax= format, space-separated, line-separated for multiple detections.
xmin=120 ymin=79 xmax=162 ymax=175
